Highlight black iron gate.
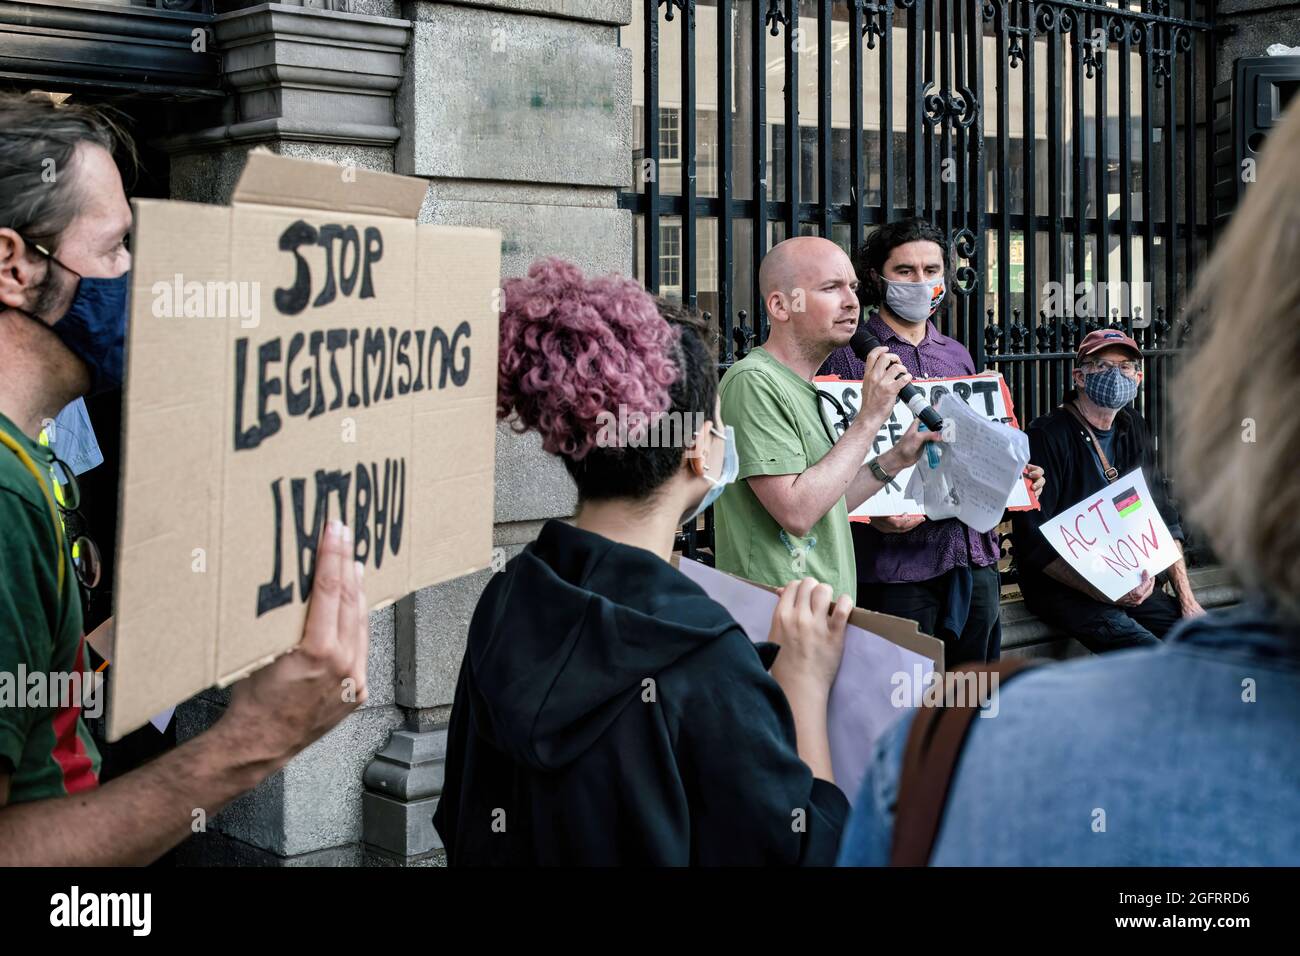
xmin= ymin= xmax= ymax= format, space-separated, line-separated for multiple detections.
xmin=620 ymin=0 xmax=1217 ymax=560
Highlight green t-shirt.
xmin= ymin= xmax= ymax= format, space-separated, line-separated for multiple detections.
xmin=713 ymin=347 xmax=857 ymax=602
xmin=0 ymin=411 xmax=101 ymax=804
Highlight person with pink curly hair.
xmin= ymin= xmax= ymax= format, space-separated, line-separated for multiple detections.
xmin=433 ymin=258 xmax=855 ymax=865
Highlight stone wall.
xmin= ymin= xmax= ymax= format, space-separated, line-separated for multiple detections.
xmin=1216 ymin=0 xmax=1300 ymax=86
xmin=169 ymin=0 xmax=633 ymax=865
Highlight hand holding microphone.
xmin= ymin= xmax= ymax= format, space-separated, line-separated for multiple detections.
xmin=857 ymin=343 xmax=914 ymax=423
xmin=849 ymin=322 xmax=945 ymax=432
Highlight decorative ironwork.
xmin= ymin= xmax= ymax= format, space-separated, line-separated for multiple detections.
xmin=1008 ymin=311 xmax=1030 ymax=353
xmin=659 ymin=0 xmax=694 ymax=27
xmin=1082 ymin=13 xmax=1110 ymax=80
xmin=1152 ymin=25 xmax=1193 ymax=89
xmin=854 ymin=1 xmax=892 ymax=51
xmin=1006 ymin=1 xmax=1032 ymax=71
xmin=764 ymin=0 xmax=787 ymax=36
xmin=984 ymin=317 xmax=1004 ymax=356
xmin=619 ymin=0 xmax=1217 ymax=560
xmin=1033 ymin=321 xmax=1055 ymax=356
xmin=953 ymin=227 xmax=979 ymax=296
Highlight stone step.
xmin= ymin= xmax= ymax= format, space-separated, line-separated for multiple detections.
xmin=1000 ymin=565 xmax=1241 ymax=660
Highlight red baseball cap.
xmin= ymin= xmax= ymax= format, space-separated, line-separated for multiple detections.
xmin=1076 ymin=328 xmax=1142 ymax=362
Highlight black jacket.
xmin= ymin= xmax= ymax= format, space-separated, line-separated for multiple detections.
xmin=1011 ymin=396 xmax=1184 ymax=602
xmin=432 ymin=519 xmax=849 ymax=865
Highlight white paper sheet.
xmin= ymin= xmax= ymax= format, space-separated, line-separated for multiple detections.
xmin=43 ymin=397 xmax=104 ymax=479
xmin=817 ymin=373 xmax=1034 ymax=518
xmin=906 ymin=391 xmax=1030 ymax=533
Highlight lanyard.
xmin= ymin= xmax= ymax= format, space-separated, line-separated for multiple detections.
xmin=0 ymin=428 xmax=67 ymax=594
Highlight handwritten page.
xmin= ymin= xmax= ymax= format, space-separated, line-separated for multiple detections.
xmin=906 ymin=392 xmax=1031 ymax=533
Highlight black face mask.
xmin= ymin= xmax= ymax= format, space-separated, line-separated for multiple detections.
xmin=16 ymin=240 xmax=129 ymax=395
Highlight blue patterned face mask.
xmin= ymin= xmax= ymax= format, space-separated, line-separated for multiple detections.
xmin=1082 ymin=365 xmax=1138 ymax=409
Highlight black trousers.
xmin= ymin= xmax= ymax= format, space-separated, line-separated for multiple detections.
xmin=858 ymin=564 xmax=1002 ymax=670
xmin=1023 ymin=583 xmax=1182 ymax=654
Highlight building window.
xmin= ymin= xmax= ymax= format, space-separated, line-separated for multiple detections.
xmin=659 ymin=107 xmax=680 ymax=162
xmin=659 ymin=222 xmax=681 ymax=295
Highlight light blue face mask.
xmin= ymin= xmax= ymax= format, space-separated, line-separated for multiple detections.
xmin=881 ymin=274 xmax=945 ymax=324
xmin=684 ymin=424 xmax=737 ymax=523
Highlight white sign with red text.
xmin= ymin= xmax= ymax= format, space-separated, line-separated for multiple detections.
xmin=1040 ymin=468 xmax=1179 ymax=601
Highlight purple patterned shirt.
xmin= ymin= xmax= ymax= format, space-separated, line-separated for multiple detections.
xmin=820 ymin=312 xmax=1003 ymax=584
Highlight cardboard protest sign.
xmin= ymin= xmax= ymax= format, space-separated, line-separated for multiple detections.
xmin=816 ymin=371 xmax=1039 ymax=519
xmin=673 ymin=557 xmax=944 ymax=807
xmin=110 ymin=152 xmax=501 ymax=741
xmin=1040 ymin=468 xmax=1179 ymax=601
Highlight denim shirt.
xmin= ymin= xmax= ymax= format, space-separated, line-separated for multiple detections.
xmin=837 ymin=601 xmax=1300 ymax=866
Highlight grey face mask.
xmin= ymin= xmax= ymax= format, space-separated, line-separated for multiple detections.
xmin=881 ymin=275 xmax=945 ymax=324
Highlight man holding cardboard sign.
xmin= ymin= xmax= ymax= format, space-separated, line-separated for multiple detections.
xmin=111 ymin=149 xmax=498 ymax=741
xmin=0 ymin=93 xmax=372 ymax=864
xmin=1012 ymin=329 xmax=1204 ymax=653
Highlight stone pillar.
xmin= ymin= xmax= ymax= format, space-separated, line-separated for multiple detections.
xmin=168 ymin=0 xmax=635 ymax=865
xmin=167 ymin=0 xmax=417 ymax=866
xmin=360 ymin=727 xmax=448 ymax=863
xmin=359 ymin=0 xmax=633 ymax=865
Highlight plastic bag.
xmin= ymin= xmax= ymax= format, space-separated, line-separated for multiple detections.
xmin=904 ymin=423 xmax=961 ymax=521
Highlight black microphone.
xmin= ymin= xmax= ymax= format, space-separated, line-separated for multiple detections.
xmin=850 ymin=323 xmax=944 ymax=432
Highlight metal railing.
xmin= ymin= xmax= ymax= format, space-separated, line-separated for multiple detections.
xmin=621 ymin=1 xmax=1217 ymax=564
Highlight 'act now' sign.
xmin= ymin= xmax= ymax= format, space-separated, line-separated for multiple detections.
xmin=1040 ymin=468 xmax=1179 ymax=601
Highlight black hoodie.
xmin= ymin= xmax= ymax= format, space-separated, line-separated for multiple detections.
xmin=432 ymin=519 xmax=849 ymax=865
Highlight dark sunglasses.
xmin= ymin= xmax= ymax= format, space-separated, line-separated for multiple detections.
xmin=46 ymin=452 xmax=104 ymax=594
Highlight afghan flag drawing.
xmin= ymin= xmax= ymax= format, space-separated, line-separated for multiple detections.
xmin=1113 ymin=486 xmax=1142 ymax=517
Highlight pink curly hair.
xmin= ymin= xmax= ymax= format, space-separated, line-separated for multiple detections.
xmin=497 ymin=257 xmax=680 ymax=460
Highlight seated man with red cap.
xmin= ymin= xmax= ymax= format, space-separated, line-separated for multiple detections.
xmin=1011 ymin=328 xmax=1205 ymax=653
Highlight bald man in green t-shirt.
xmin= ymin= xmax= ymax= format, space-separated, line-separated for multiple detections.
xmin=713 ymin=237 xmax=938 ymax=602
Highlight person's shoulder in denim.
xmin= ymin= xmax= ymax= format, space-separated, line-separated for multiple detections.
xmin=837 ymin=601 xmax=1300 ymax=865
